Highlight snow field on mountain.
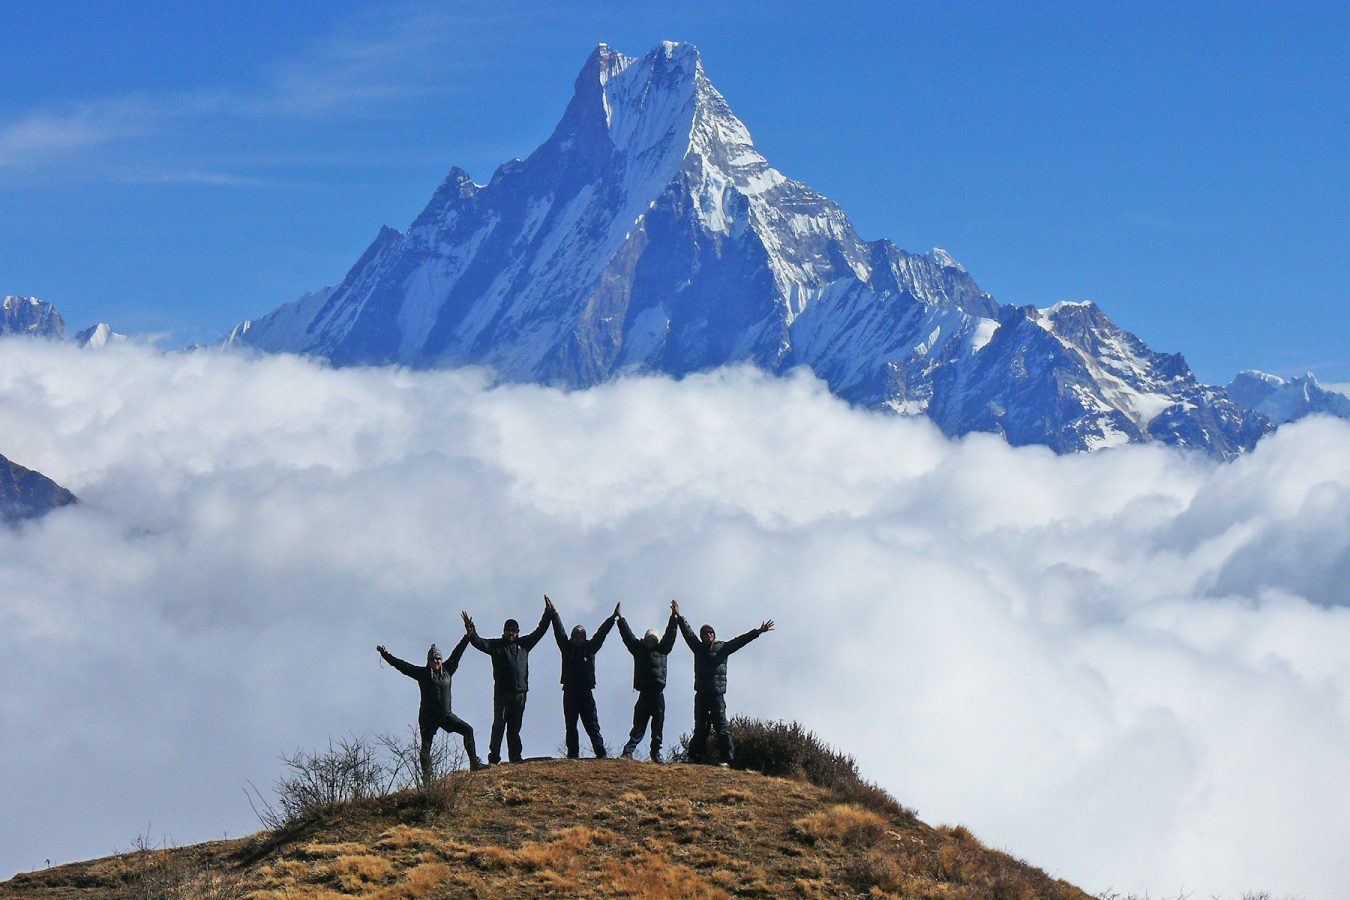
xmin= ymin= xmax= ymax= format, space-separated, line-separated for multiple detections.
xmin=0 ymin=339 xmax=1347 ymax=896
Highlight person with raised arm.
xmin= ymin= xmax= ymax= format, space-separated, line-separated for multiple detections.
xmin=616 ymin=600 xmax=680 ymax=762
xmin=546 ymin=596 xmax=617 ymax=759
xmin=376 ymin=635 xmax=485 ymax=780
xmin=461 ymin=599 xmax=551 ymax=765
xmin=674 ymin=601 xmax=775 ymax=766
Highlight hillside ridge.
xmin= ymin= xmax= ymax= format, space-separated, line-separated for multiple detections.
xmin=2 ymin=759 xmax=1089 ymax=899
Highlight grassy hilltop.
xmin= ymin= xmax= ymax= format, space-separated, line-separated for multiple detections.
xmin=1 ymin=745 xmax=1089 ymax=899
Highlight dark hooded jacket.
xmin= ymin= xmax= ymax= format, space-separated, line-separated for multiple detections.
xmin=678 ymin=617 xmax=761 ymax=695
xmin=618 ymin=613 xmax=678 ymax=691
xmin=381 ymin=634 xmax=470 ymax=722
xmin=468 ymin=611 xmax=551 ymax=693
xmin=551 ymin=611 xmax=615 ymax=689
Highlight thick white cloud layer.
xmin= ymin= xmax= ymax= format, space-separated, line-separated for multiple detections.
xmin=1 ymin=338 xmax=1348 ymax=896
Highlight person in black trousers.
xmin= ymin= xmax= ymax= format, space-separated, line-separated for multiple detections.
xmin=377 ymin=636 xmax=485 ymax=779
xmin=546 ymin=596 xmax=617 ymax=758
xmin=462 ymin=599 xmax=550 ymax=764
xmin=616 ymin=600 xmax=679 ymax=762
xmin=675 ymin=600 xmax=774 ymax=766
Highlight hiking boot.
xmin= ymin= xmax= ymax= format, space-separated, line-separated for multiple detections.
xmin=469 ymin=758 xmax=488 ymax=772
xmin=620 ymin=750 xmax=634 ymax=760
xmin=717 ymin=762 xmax=730 ymax=769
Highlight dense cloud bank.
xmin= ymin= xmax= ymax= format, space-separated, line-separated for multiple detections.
xmin=1 ymin=338 xmax=1347 ymax=895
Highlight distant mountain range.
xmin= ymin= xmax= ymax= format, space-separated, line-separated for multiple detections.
xmin=0 ymin=452 xmax=76 ymax=523
xmin=1 ymin=295 xmax=124 ymax=347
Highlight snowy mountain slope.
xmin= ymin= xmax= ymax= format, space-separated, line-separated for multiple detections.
xmin=227 ymin=41 xmax=1270 ymax=457
xmin=75 ymin=323 xmax=128 ymax=349
xmin=1227 ymin=370 xmax=1350 ymax=425
xmin=0 ymin=452 xmax=77 ymax=523
xmin=2 ymin=296 xmax=66 ymax=339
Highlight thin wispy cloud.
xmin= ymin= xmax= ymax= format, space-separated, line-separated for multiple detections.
xmin=0 ymin=6 xmax=469 ymax=178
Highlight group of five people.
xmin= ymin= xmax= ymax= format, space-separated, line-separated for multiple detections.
xmin=377 ymin=597 xmax=773 ymax=781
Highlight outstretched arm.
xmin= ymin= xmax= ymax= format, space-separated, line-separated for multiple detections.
xmin=723 ymin=620 xmax=773 ymax=655
xmin=616 ymin=616 xmax=639 ymax=652
xmin=676 ymin=613 xmax=700 ymax=653
xmin=445 ymin=633 xmax=471 ymax=675
xmin=462 ymin=611 xmax=491 ymax=653
xmin=658 ymin=611 xmax=679 ymax=654
xmin=520 ymin=599 xmax=552 ymax=650
xmin=589 ymin=612 xmax=616 ymax=652
xmin=549 ymin=603 xmax=568 ymax=650
xmin=377 ymin=645 xmax=422 ymax=679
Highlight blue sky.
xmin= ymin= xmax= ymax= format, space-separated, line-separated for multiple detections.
xmin=2 ymin=0 xmax=1345 ymax=383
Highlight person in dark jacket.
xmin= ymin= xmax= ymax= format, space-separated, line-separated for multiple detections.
xmin=675 ymin=600 xmax=774 ymax=765
xmin=547 ymin=596 xmax=618 ymax=758
xmin=617 ymin=600 xmax=679 ymax=762
xmin=462 ymin=600 xmax=551 ymax=764
xmin=377 ymin=636 xmax=485 ymax=780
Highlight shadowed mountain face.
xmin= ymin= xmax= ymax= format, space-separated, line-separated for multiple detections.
xmin=228 ymin=41 xmax=1269 ymax=457
xmin=0 ymin=453 xmax=77 ymax=523
xmin=2 ymin=296 xmax=66 ymax=339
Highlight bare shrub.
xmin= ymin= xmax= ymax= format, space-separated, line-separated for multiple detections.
xmin=246 ymin=729 xmax=470 ymax=831
xmin=117 ymin=829 xmax=246 ymax=899
xmin=675 ymin=717 xmax=914 ymax=821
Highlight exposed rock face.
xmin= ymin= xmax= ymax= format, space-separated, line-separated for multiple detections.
xmin=0 ymin=453 xmax=77 ymax=523
xmin=2 ymin=295 xmax=66 ymax=339
xmin=227 ymin=42 xmax=1270 ymax=457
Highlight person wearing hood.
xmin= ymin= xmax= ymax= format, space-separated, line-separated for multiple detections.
xmin=546 ymin=596 xmax=618 ymax=759
xmin=616 ymin=600 xmax=679 ymax=762
xmin=675 ymin=601 xmax=774 ymax=766
xmin=462 ymin=600 xmax=551 ymax=765
xmin=377 ymin=635 xmax=484 ymax=780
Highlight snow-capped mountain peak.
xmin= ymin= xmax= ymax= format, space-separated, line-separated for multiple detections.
xmin=1 ymin=295 xmax=66 ymax=339
xmin=225 ymin=42 xmax=1275 ymax=457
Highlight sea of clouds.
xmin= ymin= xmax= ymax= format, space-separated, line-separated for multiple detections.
xmin=1 ymin=338 xmax=1347 ymax=896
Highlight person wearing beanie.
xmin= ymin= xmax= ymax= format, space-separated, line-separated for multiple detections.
xmin=545 ymin=596 xmax=618 ymax=759
xmin=616 ymin=600 xmax=680 ymax=762
xmin=462 ymin=598 xmax=551 ymax=764
xmin=376 ymin=635 xmax=484 ymax=779
xmin=674 ymin=601 xmax=774 ymax=766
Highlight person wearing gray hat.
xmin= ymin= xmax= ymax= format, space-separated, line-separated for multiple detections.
xmin=377 ymin=635 xmax=484 ymax=780
xmin=462 ymin=598 xmax=551 ymax=764
xmin=616 ymin=600 xmax=680 ymax=761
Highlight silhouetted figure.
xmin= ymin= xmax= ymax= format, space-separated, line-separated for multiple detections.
xmin=617 ymin=600 xmax=679 ymax=762
xmin=377 ymin=636 xmax=484 ymax=780
xmin=463 ymin=602 xmax=550 ymax=764
xmin=547 ymin=596 xmax=617 ymax=758
xmin=675 ymin=601 xmax=774 ymax=766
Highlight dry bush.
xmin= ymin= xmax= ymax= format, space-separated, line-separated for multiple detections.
xmin=676 ymin=717 xmax=915 ymax=822
xmin=115 ymin=830 xmax=246 ymax=899
xmin=327 ymin=853 xmax=396 ymax=891
xmin=599 ymin=851 xmax=731 ymax=898
xmin=793 ymin=803 xmax=889 ymax=846
xmin=246 ymin=729 xmax=469 ymax=831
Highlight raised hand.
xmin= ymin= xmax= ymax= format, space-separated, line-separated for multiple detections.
xmin=760 ymin=619 xmax=775 ymax=634
xmin=544 ymin=595 xmax=555 ymax=613
xmin=613 ymin=602 xmax=621 ymax=619
xmin=461 ymin=611 xmax=476 ymax=633
xmin=376 ymin=644 xmax=387 ymax=655
xmin=671 ymin=599 xmax=681 ymax=617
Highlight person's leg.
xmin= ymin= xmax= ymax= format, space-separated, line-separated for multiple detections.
xmin=713 ymin=693 xmax=733 ymax=764
xmin=689 ymin=693 xmax=710 ymax=764
xmin=623 ymin=693 xmax=650 ymax=757
xmin=419 ymin=721 xmax=437 ymax=783
xmin=579 ymin=689 xmax=605 ymax=757
xmin=563 ymin=688 xmax=581 ymax=758
xmin=649 ymin=690 xmax=666 ymax=761
xmin=443 ymin=713 xmax=481 ymax=768
xmin=506 ymin=691 xmax=527 ymax=762
xmin=489 ymin=691 xmax=508 ymax=765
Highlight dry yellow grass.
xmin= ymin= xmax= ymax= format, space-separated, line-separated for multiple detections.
xmin=1 ymin=760 xmax=1091 ymax=899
